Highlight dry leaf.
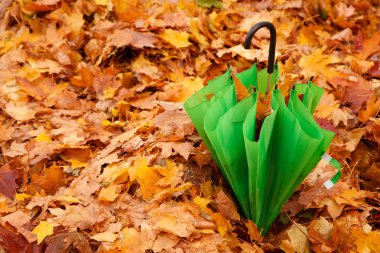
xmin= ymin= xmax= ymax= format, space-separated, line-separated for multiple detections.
xmin=32 ymin=221 xmax=54 ymax=244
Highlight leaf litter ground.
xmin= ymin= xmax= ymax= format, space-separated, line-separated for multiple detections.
xmin=0 ymin=0 xmax=379 ymax=252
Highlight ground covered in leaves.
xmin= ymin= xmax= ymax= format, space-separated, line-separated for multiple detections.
xmin=0 ymin=0 xmax=379 ymax=252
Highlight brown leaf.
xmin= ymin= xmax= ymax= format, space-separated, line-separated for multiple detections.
xmin=0 ymin=226 xmax=40 ymax=253
xmin=153 ymin=108 xmax=194 ymax=138
xmin=215 ymin=190 xmax=240 ymax=220
xmin=233 ymin=75 xmax=249 ymax=101
xmin=355 ymin=31 xmax=380 ymax=60
xmin=44 ymin=231 xmax=92 ymax=253
xmin=109 ymin=29 xmax=158 ymax=49
xmin=31 ymin=164 xmax=64 ymax=195
xmin=0 ymin=164 xmax=21 ymax=198
xmin=156 ymin=141 xmax=194 ymax=160
xmin=245 ymin=220 xmax=262 ymax=242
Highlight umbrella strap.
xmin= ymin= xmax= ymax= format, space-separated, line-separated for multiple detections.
xmin=321 ymin=153 xmax=341 ymax=189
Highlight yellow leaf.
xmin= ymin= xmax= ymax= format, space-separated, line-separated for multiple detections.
xmin=201 ymin=180 xmax=214 ymax=198
xmin=68 ymin=159 xmax=88 ymax=169
xmin=353 ymin=229 xmax=380 ymax=253
xmin=102 ymin=119 xmax=112 ymax=126
xmin=32 ymin=221 xmax=54 ymax=244
xmin=314 ymin=93 xmax=340 ymax=119
xmin=120 ymin=227 xmax=145 ymax=252
xmin=111 ymin=107 xmax=119 ymax=117
xmin=95 ymin=0 xmax=109 ymax=6
xmin=35 ymin=132 xmax=52 ymax=143
xmin=299 ymin=47 xmax=341 ymax=79
xmin=91 ymin=231 xmax=117 ymax=242
xmin=98 ymin=183 xmax=120 ymax=202
xmin=103 ymin=87 xmax=117 ymax=99
xmin=15 ymin=193 xmax=31 ymax=201
xmin=193 ymin=196 xmax=211 ymax=212
xmin=201 ymin=229 xmax=215 ymax=234
xmin=54 ymin=195 xmax=80 ymax=204
xmin=179 ymin=77 xmax=204 ymax=101
xmin=211 ymin=213 xmax=231 ymax=237
xmin=160 ymin=29 xmax=192 ymax=48
xmin=189 ymin=18 xmax=209 ymax=47
xmin=136 ymin=158 xmax=164 ymax=200
xmin=101 ymin=160 xmax=130 ymax=183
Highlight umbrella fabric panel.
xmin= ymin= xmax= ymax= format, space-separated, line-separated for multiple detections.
xmin=212 ymin=93 xmax=257 ymax=218
xmin=262 ymin=90 xmax=325 ymax=230
xmin=235 ymin=63 xmax=258 ymax=90
xmin=243 ymin=91 xmax=280 ymax=230
xmin=242 ymin=94 xmax=260 ymax=221
xmin=257 ymin=90 xmax=319 ymax=232
xmin=184 ymin=68 xmax=233 ymax=168
xmin=236 ymin=64 xmax=280 ymax=93
xmin=295 ymin=81 xmax=324 ymax=114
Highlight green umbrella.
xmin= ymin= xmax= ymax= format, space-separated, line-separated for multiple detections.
xmin=184 ymin=27 xmax=278 ymax=217
xmin=184 ymin=21 xmax=341 ymax=234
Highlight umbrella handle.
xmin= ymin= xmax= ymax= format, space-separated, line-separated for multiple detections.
xmin=244 ymin=21 xmax=276 ymax=74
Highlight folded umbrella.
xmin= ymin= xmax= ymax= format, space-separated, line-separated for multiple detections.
xmin=184 ymin=21 xmax=341 ymax=235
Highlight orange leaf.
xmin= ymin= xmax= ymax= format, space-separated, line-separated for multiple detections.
xmin=355 ymin=32 xmax=380 ymax=60
xmin=31 ymin=164 xmax=64 ymax=195
xmin=233 ymin=76 xmax=249 ymax=102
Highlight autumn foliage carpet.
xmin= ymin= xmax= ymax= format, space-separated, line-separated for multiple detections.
xmin=0 ymin=0 xmax=379 ymax=252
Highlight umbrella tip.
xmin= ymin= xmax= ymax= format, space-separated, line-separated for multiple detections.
xmin=309 ymin=76 xmax=314 ymax=82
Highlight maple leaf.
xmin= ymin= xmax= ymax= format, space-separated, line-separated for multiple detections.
xmin=284 ymin=223 xmax=311 ymax=253
xmin=159 ymin=29 xmax=192 ymax=48
xmin=112 ymin=0 xmax=148 ymax=23
xmin=355 ymin=31 xmax=380 ymax=60
xmin=215 ymin=190 xmax=240 ymax=220
xmin=109 ymin=29 xmax=158 ymax=49
xmin=31 ymin=164 xmax=65 ymax=195
xmin=0 ymin=226 xmax=38 ymax=253
xmin=32 ymin=221 xmax=54 ymax=244
xmin=299 ymin=47 xmax=341 ymax=79
xmin=0 ymin=164 xmax=21 ymax=198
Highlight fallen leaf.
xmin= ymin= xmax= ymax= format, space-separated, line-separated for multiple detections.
xmin=0 ymin=164 xmax=21 ymax=198
xmin=355 ymin=31 xmax=380 ymax=60
xmin=286 ymin=223 xmax=311 ymax=253
xmin=0 ymin=226 xmax=38 ymax=253
xmin=245 ymin=220 xmax=262 ymax=242
xmin=109 ymin=29 xmax=158 ymax=49
xmin=136 ymin=158 xmax=165 ymax=200
xmin=156 ymin=141 xmax=194 ymax=160
xmin=215 ymin=190 xmax=240 ymax=220
xmin=31 ymin=164 xmax=65 ymax=195
xmin=1 ymin=210 xmax=31 ymax=229
xmin=32 ymin=221 xmax=54 ymax=244
xmin=159 ymin=29 xmax=192 ymax=48
xmin=91 ymin=231 xmax=117 ymax=242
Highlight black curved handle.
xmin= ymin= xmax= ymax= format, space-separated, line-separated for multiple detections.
xmin=244 ymin=21 xmax=276 ymax=74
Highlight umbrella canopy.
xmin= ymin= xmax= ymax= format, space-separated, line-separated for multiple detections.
xmin=184 ymin=68 xmax=233 ymax=169
xmin=184 ymin=21 xmax=341 ymax=234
